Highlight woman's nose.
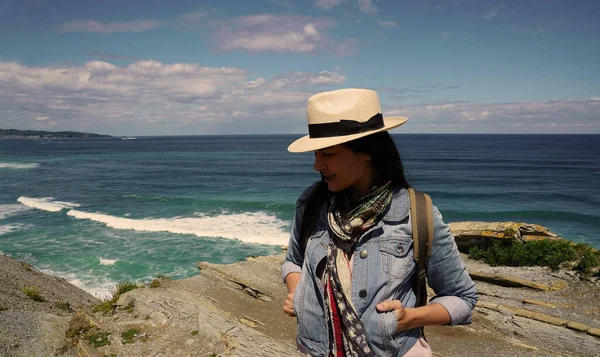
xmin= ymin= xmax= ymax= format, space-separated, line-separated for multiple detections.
xmin=313 ymin=152 xmax=324 ymax=172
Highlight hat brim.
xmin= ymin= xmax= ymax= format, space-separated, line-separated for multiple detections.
xmin=287 ymin=116 xmax=408 ymax=153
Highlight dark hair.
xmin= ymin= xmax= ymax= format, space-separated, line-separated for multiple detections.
xmin=299 ymin=131 xmax=409 ymax=252
xmin=344 ymin=131 xmax=410 ymax=189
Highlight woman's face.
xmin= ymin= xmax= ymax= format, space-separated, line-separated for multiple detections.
xmin=313 ymin=144 xmax=374 ymax=195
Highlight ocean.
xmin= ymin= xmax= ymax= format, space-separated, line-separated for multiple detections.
xmin=1 ymin=134 xmax=599 ymax=298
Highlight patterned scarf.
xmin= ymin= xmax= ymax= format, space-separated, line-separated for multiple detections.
xmin=324 ymin=182 xmax=392 ymax=357
xmin=328 ymin=181 xmax=393 ymax=252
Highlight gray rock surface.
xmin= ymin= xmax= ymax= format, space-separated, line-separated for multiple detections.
xmin=1 ymin=223 xmax=599 ymax=357
xmin=462 ymin=253 xmax=600 ymax=356
xmin=449 ymin=221 xmax=562 ymax=251
xmin=0 ymin=254 xmax=100 ymax=357
xmin=0 ymin=310 xmax=69 ymax=357
xmin=0 ymin=254 xmax=100 ymax=315
xmin=89 ymin=253 xmax=599 ymax=357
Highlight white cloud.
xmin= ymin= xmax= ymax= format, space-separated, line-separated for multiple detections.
xmin=529 ymin=27 xmax=545 ymax=34
xmin=329 ymin=38 xmax=359 ymax=56
xmin=62 ymin=13 xmax=356 ymax=56
xmin=268 ymin=70 xmax=346 ymax=90
xmin=522 ymin=21 xmax=564 ymax=35
xmin=440 ymin=32 xmax=469 ymax=41
xmin=62 ymin=20 xmax=163 ymax=33
xmin=244 ymin=78 xmax=267 ymax=88
xmin=315 ymin=0 xmax=377 ymax=13
xmin=269 ymin=0 xmax=292 ymax=8
xmin=303 ymin=23 xmax=321 ymax=40
xmin=358 ymin=0 xmax=377 ymax=14
xmin=0 ymin=60 xmax=242 ymax=102
xmin=385 ymin=99 xmax=600 ymax=133
xmin=214 ymin=14 xmax=348 ymax=54
xmin=379 ymin=20 xmax=397 ymax=27
xmin=315 ymin=0 xmax=346 ymax=10
xmin=175 ymin=12 xmax=208 ymax=29
xmin=4 ymin=59 xmax=596 ymax=135
xmin=81 ymin=52 xmax=138 ymax=60
xmin=484 ymin=4 xmax=505 ymax=20
xmin=316 ymin=0 xmax=376 ymax=13
xmin=0 ymin=60 xmax=348 ymax=135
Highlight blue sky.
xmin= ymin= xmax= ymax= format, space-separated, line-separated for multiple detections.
xmin=0 ymin=0 xmax=598 ymax=135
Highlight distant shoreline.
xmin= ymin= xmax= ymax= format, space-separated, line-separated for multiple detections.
xmin=0 ymin=129 xmax=111 ymax=139
xmin=1 ymin=130 xmax=599 ymax=139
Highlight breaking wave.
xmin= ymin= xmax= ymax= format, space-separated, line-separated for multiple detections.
xmin=17 ymin=197 xmax=290 ymax=246
xmin=0 ymin=162 xmax=40 ymax=169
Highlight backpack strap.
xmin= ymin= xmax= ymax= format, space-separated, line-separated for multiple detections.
xmin=408 ymin=188 xmax=434 ymax=309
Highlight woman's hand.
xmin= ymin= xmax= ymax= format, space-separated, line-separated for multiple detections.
xmin=376 ymin=300 xmax=452 ymax=332
xmin=283 ymin=272 xmax=301 ymax=317
xmin=376 ymin=300 xmax=414 ymax=331
xmin=283 ymin=292 xmax=296 ymax=316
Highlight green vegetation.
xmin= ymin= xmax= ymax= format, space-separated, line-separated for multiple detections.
xmin=121 ymin=328 xmax=141 ymax=344
xmin=92 ymin=282 xmax=141 ymax=315
xmin=503 ymin=228 xmax=516 ymax=238
xmin=20 ymin=261 xmax=34 ymax=271
xmin=0 ymin=305 xmax=8 ymax=312
xmin=55 ymin=301 xmax=71 ymax=312
xmin=93 ymin=301 xmax=115 ymax=315
xmin=191 ymin=330 xmax=199 ymax=336
xmin=65 ymin=311 xmax=95 ymax=340
xmin=0 ymin=128 xmax=111 ymax=138
xmin=22 ymin=286 xmax=45 ymax=302
xmin=65 ymin=325 xmax=111 ymax=349
xmin=55 ymin=345 xmax=71 ymax=355
xmin=148 ymin=279 xmax=161 ymax=288
xmin=149 ymin=275 xmax=172 ymax=288
xmin=88 ymin=331 xmax=111 ymax=348
xmin=102 ymin=354 xmax=117 ymax=357
xmin=575 ymin=245 xmax=600 ymax=276
xmin=66 ymin=325 xmax=92 ymax=339
xmin=115 ymin=282 xmax=139 ymax=296
xmin=62 ymin=311 xmax=113 ymax=353
xmin=469 ymin=239 xmax=600 ymax=275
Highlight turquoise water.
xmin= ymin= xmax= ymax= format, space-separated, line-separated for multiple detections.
xmin=1 ymin=134 xmax=598 ymax=298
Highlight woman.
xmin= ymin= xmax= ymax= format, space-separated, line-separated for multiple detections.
xmin=282 ymin=88 xmax=477 ymax=356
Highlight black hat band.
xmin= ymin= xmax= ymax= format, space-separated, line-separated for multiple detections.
xmin=308 ymin=113 xmax=384 ymax=138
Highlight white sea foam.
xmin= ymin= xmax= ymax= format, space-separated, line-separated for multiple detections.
xmin=0 ymin=162 xmax=40 ymax=169
xmin=40 ymin=269 xmax=115 ymax=300
xmin=0 ymin=224 xmax=24 ymax=235
xmin=17 ymin=197 xmax=80 ymax=212
xmin=99 ymin=258 xmax=117 ymax=265
xmin=18 ymin=197 xmax=290 ymax=246
xmin=0 ymin=204 xmax=32 ymax=219
xmin=67 ymin=210 xmax=290 ymax=246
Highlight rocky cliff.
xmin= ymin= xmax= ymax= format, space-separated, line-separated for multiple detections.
xmin=1 ymin=222 xmax=598 ymax=357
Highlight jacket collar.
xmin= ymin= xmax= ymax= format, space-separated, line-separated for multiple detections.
xmin=382 ymin=187 xmax=410 ymax=222
xmin=310 ymin=186 xmax=409 ymax=254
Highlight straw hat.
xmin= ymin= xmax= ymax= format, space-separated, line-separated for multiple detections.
xmin=287 ymin=88 xmax=408 ymax=153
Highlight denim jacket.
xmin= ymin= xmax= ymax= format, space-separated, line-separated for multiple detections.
xmin=282 ymin=184 xmax=477 ymax=357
